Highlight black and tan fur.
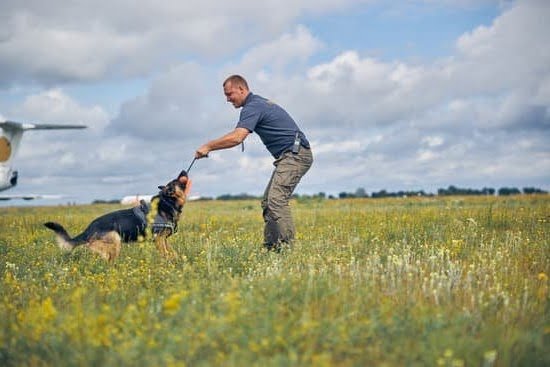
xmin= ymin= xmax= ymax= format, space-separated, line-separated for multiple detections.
xmin=44 ymin=171 xmax=190 ymax=261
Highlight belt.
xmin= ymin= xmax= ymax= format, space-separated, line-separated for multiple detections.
xmin=279 ymin=145 xmax=310 ymax=158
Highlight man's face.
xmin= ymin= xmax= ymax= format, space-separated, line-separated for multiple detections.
xmin=224 ymin=82 xmax=248 ymax=108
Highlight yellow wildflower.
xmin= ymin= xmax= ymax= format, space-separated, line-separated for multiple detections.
xmin=40 ymin=297 xmax=57 ymax=321
xmin=163 ymin=291 xmax=188 ymax=315
xmin=484 ymin=350 xmax=498 ymax=366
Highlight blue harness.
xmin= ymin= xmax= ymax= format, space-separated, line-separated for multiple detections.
xmin=132 ymin=199 xmax=178 ymax=236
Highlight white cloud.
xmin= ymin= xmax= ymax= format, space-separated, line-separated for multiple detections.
xmin=416 ymin=150 xmax=438 ymax=162
xmin=13 ymin=89 xmax=109 ymax=132
xmin=314 ymin=140 xmax=364 ymax=155
xmin=236 ymin=25 xmax=324 ymax=74
xmin=422 ymin=136 xmax=444 ymax=148
xmin=454 ymin=0 xmax=550 ymax=92
xmin=109 ymin=62 xmax=219 ymax=140
xmin=0 ymin=0 xmax=368 ymax=86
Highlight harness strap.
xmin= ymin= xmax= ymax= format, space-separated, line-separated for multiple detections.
xmin=133 ymin=201 xmax=177 ymax=235
xmin=151 ymin=221 xmax=176 ymax=234
xmin=132 ymin=202 xmax=150 ymax=227
xmin=151 ymin=212 xmax=177 ymax=234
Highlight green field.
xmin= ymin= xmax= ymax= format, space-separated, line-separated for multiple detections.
xmin=1 ymin=196 xmax=549 ymax=366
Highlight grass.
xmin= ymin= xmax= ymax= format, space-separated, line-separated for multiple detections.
xmin=0 ymin=195 xmax=548 ymax=366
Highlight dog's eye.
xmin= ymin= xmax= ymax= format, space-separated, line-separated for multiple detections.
xmin=166 ymin=185 xmax=178 ymax=195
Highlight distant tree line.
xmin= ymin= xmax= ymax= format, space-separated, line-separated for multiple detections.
xmin=437 ymin=186 xmax=495 ymax=196
xmin=332 ymin=185 xmax=547 ymax=199
xmin=337 ymin=189 xmax=431 ymax=199
xmin=517 ymin=187 xmax=547 ymax=195
xmin=208 ymin=185 xmax=547 ymax=201
xmin=216 ymin=193 xmax=258 ymax=201
xmin=192 ymin=193 xmax=259 ymax=201
xmin=93 ymin=185 xmax=547 ymax=204
xmin=438 ymin=186 xmax=547 ymax=197
xmin=92 ymin=199 xmax=121 ymax=204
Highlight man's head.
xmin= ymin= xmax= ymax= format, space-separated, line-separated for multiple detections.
xmin=223 ymin=75 xmax=249 ymax=108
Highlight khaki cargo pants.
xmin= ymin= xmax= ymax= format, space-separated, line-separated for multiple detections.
xmin=261 ymin=147 xmax=313 ymax=249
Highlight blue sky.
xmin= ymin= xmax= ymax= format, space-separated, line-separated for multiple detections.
xmin=304 ymin=2 xmax=499 ymax=61
xmin=0 ymin=0 xmax=548 ymax=205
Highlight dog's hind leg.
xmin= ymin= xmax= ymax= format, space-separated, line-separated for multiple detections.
xmin=88 ymin=232 xmax=122 ymax=262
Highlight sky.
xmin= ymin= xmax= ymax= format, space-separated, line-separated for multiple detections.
xmin=0 ymin=0 xmax=549 ymax=205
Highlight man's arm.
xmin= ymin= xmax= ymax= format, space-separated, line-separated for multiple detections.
xmin=195 ymin=127 xmax=250 ymax=158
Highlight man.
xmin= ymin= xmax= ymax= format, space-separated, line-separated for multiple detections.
xmin=195 ymin=75 xmax=313 ymax=251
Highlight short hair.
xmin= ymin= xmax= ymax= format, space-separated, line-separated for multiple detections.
xmin=223 ymin=75 xmax=249 ymax=90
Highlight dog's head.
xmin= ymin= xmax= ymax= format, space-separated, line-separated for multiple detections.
xmin=157 ymin=170 xmax=191 ymax=208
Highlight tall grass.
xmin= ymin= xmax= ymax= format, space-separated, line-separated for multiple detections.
xmin=0 ymin=196 xmax=548 ymax=366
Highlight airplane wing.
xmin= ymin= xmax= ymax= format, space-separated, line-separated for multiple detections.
xmin=1 ymin=121 xmax=87 ymax=131
xmin=0 ymin=194 xmax=63 ymax=201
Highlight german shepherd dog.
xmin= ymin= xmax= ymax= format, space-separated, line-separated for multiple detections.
xmin=44 ymin=171 xmax=191 ymax=261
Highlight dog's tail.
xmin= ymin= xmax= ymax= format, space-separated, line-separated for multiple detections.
xmin=44 ymin=222 xmax=78 ymax=251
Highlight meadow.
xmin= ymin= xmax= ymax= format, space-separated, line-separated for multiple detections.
xmin=0 ymin=195 xmax=548 ymax=366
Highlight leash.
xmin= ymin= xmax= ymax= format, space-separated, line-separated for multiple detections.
xmin=186 ymin=157 xmax=197 ymax=174
xmin=186 ymin=152 xmax=210 ymax=174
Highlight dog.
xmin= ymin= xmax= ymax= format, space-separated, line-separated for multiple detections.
xmin=44 ymin=170 xmax=191 ymax=261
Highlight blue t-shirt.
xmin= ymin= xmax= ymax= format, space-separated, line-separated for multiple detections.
xmin=236 ymin=93 xmax=310 ymax=158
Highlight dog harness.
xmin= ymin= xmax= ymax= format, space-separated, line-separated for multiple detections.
xmin=132 ymin=199 xmax=179 ymax=235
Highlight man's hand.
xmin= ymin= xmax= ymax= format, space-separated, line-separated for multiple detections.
xmin=195 ymin=145 xmax=210 ymax=159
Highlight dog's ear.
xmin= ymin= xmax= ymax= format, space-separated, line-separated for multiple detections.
xmin=158 ymin=185 xmax=165 ymax=190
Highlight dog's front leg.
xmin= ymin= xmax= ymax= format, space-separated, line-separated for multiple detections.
xmin=165 ymin=241 xmax=177 ymax=259
xmin=155 ymin=235 xmax=167 ymax=257
xmin=155 ymin=233 xmax=177 ymax=259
